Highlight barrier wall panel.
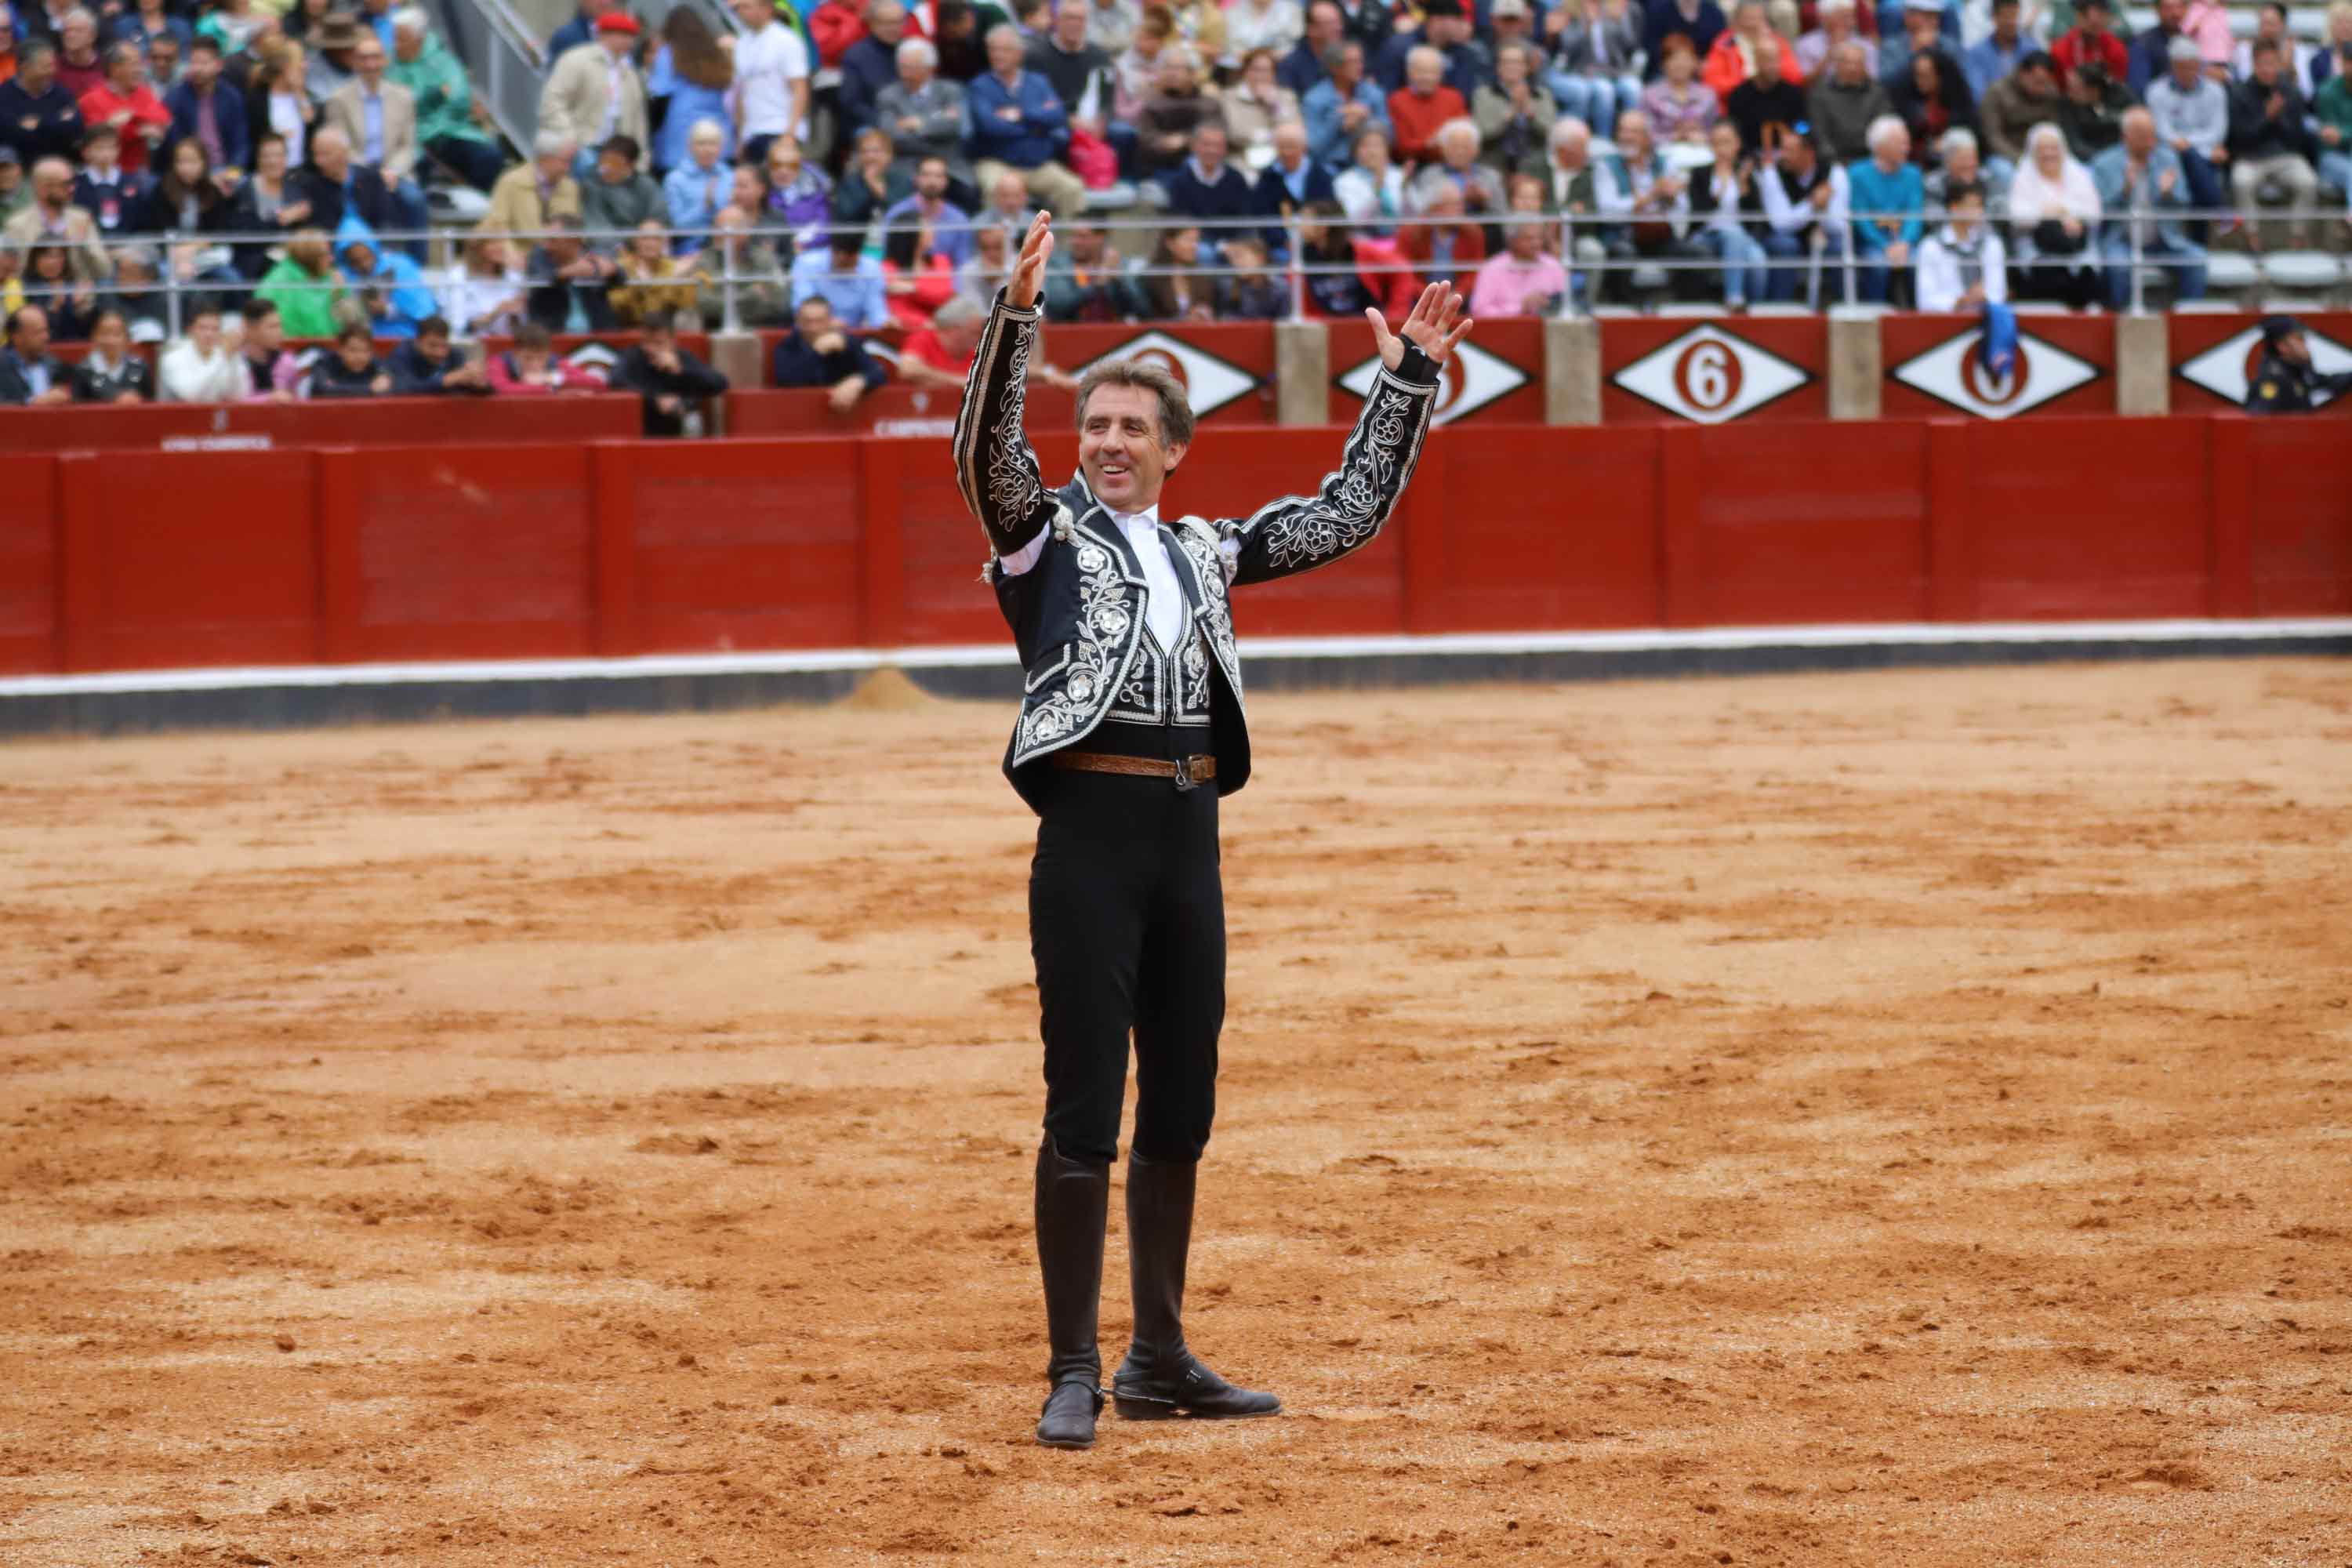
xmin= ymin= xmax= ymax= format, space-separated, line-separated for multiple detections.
xmin=84 ymin=452 xmax=319 ymax=670
xmin=0 ymin=396 xmax=642 ymax=454
xmin=0 ymin=459 xmax=60 ymax=674
xmin=1963 ymin=417 xmax=2209 ymax=619
xmin=1402 ymin=428 xmax=1662 ymax=632
xmin=2246 ymin=419 xmax=2352 ymax=615
xmin=1599 ymin=317 xmax=1831 ymax=425
xmin=1685 ymin=421 xmax=1929 ymax=622
xmin=1880 ymin=313 xmax=2116 ymax=420
xmin=625 ymin=444 xmax=866 ymax=652
xmin=336 ymin=446 xmax=596 ymax=662
xmin=889 ymin=434 xmax=1012 ymax=648
xmin=727 ymin=385 xmax=1076 ymax=437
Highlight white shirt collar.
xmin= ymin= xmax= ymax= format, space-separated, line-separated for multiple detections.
xmin=1110 ymin=503 xmax=1160 ymax=531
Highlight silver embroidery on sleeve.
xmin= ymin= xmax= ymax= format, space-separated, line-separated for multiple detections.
xmin=1173 ymin=523 xmax=1244 ymax=717
xmin=1253 ymin=384 xmax=1410 ymax=572
xmin=986 ymin=321 xmax=1044 ymax=526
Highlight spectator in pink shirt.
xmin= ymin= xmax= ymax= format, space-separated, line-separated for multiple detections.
xmin=485 ymin=319 xmax=608 ymax=393
xmin=2180 ymin=0 xmax=2234 ymax=74
xmin=1468 ymin=172 xmax=1570 ymax=315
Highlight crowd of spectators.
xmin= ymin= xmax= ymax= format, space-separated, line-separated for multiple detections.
xmin=4 ymin=0 xmax=2350 ymax=412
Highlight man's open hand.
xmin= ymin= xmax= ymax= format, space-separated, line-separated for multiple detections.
xmin=1007 ymin=209 xmax=1054 ymax=310
xmin=1365 ymin=281 xmax=1472 ymax=374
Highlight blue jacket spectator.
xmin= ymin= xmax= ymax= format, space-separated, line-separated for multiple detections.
xmin=882 ymin=191 xmax=977 ymax=267
xmin=660 ymin=137 xmax=735 ymax=246
xmin=1160 ymin=125 xmax=1258 ymax=230
xmin=788 ymin=235 xmax=892 ymax=330
xmin=1301 ymin=62 xmax=1389 ymax=166
xmin=647 ymin=42 xmax=735 ymax=174
xmin=964 ymin=62 xmax=1070 ymax=169
xmin=165 ymin=65 xmax=249 ymax=177
xmin=1962 ymin=22 xmax=2031 ymax=102
xmin=1846 ymin=151 xmax=1922 ymax=252
xmin=1250 ymin=129 xmax=1337 ymax=252
xmin=336 ymin=216 xmax=437 ymax=336
xmin=1278 ymin=24 xmax=1331 ymax=96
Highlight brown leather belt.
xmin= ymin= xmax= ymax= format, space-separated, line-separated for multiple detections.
xmin=1051 ymin=750 xmax=1217 ymax=790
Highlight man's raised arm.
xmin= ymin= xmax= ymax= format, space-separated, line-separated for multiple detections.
xmin=1217 ymin=282 xmax=1474 ymax=588
xmin=951 ymin=211 xmax=1060 ymax=559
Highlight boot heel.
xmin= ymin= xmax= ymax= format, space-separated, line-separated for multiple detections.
xmin=1112 ymin=1395 xmax=1176 ymax=1421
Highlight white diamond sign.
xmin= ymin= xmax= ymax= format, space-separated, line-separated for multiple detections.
xmin=1336 ymin=338 xmax=1530 ymax=425
xmin=1890 ymin=328 xmax=2100 ymax=419
xmin=1610 ymin=325 xmax=1810 ymax=423
xmin=1077 ymin=330 xmax=1260 ymax=418
xmin=2176 ymin=325 xmax=2352 ymax=409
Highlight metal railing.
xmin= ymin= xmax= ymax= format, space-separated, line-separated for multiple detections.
xmin=426 ymin=0 xmax=547 ymax=154
xmin=12 ymin=203 xmax=2348 ymax=351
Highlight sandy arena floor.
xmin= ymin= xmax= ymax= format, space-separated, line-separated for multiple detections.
xmin=2 ymin=659 xmax=2350 ymax=1568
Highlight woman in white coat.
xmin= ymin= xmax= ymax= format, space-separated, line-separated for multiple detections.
xmin=2006 ymin=122 xmax=2101 ymax=308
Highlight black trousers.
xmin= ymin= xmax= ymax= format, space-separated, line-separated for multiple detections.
xmin=1029 ymin=722 xmax=1225 ymax=1167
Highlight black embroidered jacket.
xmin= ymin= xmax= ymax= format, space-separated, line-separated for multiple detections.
xmin=952 ymin=291 xmax=1440 ymax=811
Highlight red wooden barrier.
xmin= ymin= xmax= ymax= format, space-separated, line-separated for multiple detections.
xmin=728 ymin=384 xmax=1076 ymax=437
xmin=1 ymin=413 xmax=2346 ymax=678
xmin=0 ymin=395 xmax=642 ymax=453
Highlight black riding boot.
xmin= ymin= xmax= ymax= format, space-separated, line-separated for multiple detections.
xmin=1033 ymin=1135 xmax=1109 ymax=1449
xmin=1111 ymin=1149 xmax=1280 ymax=1421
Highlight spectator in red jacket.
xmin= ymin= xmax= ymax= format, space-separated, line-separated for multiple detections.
xmin=1387 ymin=44 xmax=1467 ymax=164
xmin=808 ymin=0 xmax=869 ymax=70
xmin=485 ymin=319 xmax=607 ymax=393
xmin=1702 ymin=0 xmax=1802 ymax=111
xmin=77 ymin=42 xmax=172 ymax=166
xmin=1291 ymin=196 xmax=1417 ymax=318
xmin=2052 ymin=0 xmax=2129 ymax=90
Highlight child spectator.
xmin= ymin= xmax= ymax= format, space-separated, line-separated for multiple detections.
xmin=69 ymin=306 xmax=151 ymax=398
xmin=485 ymin=318 xmax=604 ymax=393
xmin=307 ymin=319 xmax=391 ymax=396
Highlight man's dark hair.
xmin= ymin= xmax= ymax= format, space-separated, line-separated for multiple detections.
xmin=91 ymin=306 xmax=128 ymax=333
xmin=2020 ymin=48 xmax=2056 ymax=71
xmin=1944 ymin=180 xmax=1984 ymax=205
xmin=19 ymin=39 xmax=56 ymax=67
xmin=82 ymin=123 xmax=119 ymax=151
xmin=2250 ymin=36 xmax=2279 ymax=58
xmin=189 ymin=35 xmax=222 ymax=56
xmin=514 ymin=320 xmax=554 ymax=350
xmin=600 ymin=133 xmax=641 ymax=162
xmin=828 ymin=227 xmax=862 ymax=255
xmin=1075 ymin=359 xmax=1194 ymax=448
xmin=641 ymin=307 xmax=677 ymax=334
xmin=243 ymin=298 xmax=279 ymax=324
xmin=416 ymin=314 xmax=451 ymax=338
xmin=336 ymin=321 xmax=372 ymax=347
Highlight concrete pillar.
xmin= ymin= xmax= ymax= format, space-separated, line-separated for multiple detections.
xmin=707 ymin=332 xmax=764 ymax=431
xmin=1544 ymin=314 xmax=1603 ymax=426
xmin=1273 ymin=318 xmax=1329 ymax=426
xmin=1826 ymin=307 xmax=1882 ymax=422
xmin=2114 ymin=313 xmax=2170 ymax=417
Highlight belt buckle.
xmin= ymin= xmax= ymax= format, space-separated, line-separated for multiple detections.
xmin=1171 ymin=755 xmax=1196 ymax=793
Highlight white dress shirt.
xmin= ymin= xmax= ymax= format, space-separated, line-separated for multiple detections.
xmin=1000 ymin=503 xmax=1185 ymax=652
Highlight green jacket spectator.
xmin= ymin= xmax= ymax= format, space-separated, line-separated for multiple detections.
xmin=258 ymin=238 xmax=345 ymax=338
xmin=387 ymin=16 xmax=502 ymax=189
